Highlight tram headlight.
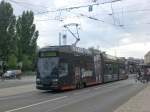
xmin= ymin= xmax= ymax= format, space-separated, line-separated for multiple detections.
xmin=36 ymin=78 xmax=40 ymax=83
xmin=52 ymin=79 xmax=58 ymax=82
xmin=52 ymin=79 xmax=59 ymax=85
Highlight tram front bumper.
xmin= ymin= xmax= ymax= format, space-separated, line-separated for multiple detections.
xmin=36 ymin=82 xmax=60 ymax=90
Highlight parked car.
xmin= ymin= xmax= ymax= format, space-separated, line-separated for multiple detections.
xmin=3 ymin=70 xmax=22 ymax=79
xmin=3 ymin=71 xmax=15 ymax=79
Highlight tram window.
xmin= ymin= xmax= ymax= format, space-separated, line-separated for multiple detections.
xmin=105 ymin=64 xmax=112 ymax=74
xmin=109 ymin=66 xmax=113 ymax=74
xmin=106 ymin=64 xmax=113 ymax=74
xmin=59 ymin=63 xmax=68 ymax=77
xmin=113 ymin=64 xmax=118 ymax=74
xmin=109 ymin=66 xmax=112 ymax=71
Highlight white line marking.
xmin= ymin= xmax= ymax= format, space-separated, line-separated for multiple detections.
xmin=4 ymin=96 xmax=67 ymax=112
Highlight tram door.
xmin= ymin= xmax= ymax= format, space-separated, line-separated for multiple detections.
xmin=74 ymin=67 xmax=81 ymax=85
xmin=94 ymin=54 xmax=102 ymax=83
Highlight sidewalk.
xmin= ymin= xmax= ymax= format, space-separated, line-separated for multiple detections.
xmin=0 ymin=84 xmax=36 ymax=97
xmin=115 ymin=83 xmax=150 ymax=112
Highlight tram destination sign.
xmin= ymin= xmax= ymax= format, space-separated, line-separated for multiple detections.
xmin=40 ymin=51 xmax=57 ymax=57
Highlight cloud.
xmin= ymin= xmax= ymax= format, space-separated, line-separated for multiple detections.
xmin=54 ymin=0 xmax=90 ymax=8
xmin=1 ymin=0 xmax=150 ymax=58
xmin=106 ymin=42 xmax=150 ymax=58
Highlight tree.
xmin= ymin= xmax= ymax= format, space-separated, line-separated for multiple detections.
xmin=22 ymin=55 xmax=32 ymax=70
xmin=0 ymin=1 xmax=17 ymax=60
xmin=8 ymin=54 xmax=17 ymax=69
xmin=16 ymin=11 xmax=38 ymax=70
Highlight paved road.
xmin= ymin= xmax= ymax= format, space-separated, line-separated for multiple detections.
xmin=0 ymin=76 xmax=35 ymax=89
xmin=0 ymin=77 xmax=146 ymax=112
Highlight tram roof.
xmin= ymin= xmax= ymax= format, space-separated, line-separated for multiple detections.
xmin=39 ymin=45 xmax=123 ymax=62
xmin=39 ymin=45 xmax=93 ymax=55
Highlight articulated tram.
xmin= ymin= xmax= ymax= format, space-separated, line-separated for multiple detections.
xmin=36 ymin=45 xmax=127 ymax=91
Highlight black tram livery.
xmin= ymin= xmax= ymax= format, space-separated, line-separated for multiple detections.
xmin=36 ymin=45 xmax=127 ymax=91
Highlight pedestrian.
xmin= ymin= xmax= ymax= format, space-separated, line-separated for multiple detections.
xmin=147 ymin=68 xmax=150 ymax=82
xmin=143 ymin=68 xmax=150 ymax=83
xmin=1 ymin=63 xmax=7 ymax=81
xmin=137 ymin=69 xmax=141 ymax=81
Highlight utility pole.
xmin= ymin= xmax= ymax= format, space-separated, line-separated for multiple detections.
xmin=59 ymin=32 xmax=61 ymax=46
xmin=62 ymin=34 xmax=67 ymax=45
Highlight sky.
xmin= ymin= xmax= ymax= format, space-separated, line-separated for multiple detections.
xmin=2 ymin=0 xmax=150 ymax=58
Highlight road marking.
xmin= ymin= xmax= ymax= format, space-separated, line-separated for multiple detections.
xmin=4 ymin=96 xmax=67 ymax=112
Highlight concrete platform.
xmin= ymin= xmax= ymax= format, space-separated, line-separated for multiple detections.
xmin=115 ymin=83 xmax=150 ymax=112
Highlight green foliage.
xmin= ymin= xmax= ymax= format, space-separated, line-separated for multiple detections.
xmin=22 ymin=55 xmax=32 ymax=71
xmin=16 ymin=11 xmax=38 ymax=70
xmin=8 ymin=54 xmax=17 ymax=69
xmin=0 ymin=1 xmax=17 ymax=60
xmin=0 ymin=1 xmax=39 ymax=70
xmin=16 ymin=11 xmax=38 ymax=62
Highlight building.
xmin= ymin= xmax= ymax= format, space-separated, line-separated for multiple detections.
xmin=126 ymin=57 xmax=144 ymax=74
xmin=144 ymin=51 xmax=150 ymax=64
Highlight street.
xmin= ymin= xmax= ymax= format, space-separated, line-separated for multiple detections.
xmin=0 ymin=76 xmax=35 ymax=89
xmin=0 ymin=75 xmax=146 ymax=112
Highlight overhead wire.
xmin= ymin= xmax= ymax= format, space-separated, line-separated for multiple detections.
xmin=116 ymin=1 xmax=122 ymax=26
xmin=32 ymin=0 xmax=123 ymax=15
xmin=111 ymin=8 xmax=150 ymax=14
xmin=3 ymin=0 xmax=150 ymax=31
xmin=110 ymin=2 xmax=116 ymax=25
xmin=6 ymin=0 xmax=150 ymax=19
xmin=7 ymin=0 xmax=48 ymax=9
xmin=6 ymin=0 xmax=150 ymax=17
xmin=65 ymin=10 xmax=122 ymax=27
xmin=1 ymin=0 xmax=149 ymax=48
xmin=7 ymin=0 xmax=50 ymax=18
